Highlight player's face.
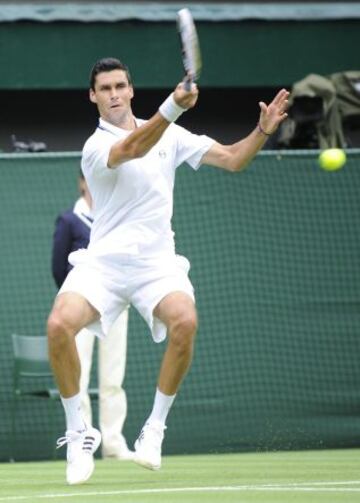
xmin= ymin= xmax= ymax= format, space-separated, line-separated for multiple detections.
xmin=90 ymin=70 xmax=134 ymax=125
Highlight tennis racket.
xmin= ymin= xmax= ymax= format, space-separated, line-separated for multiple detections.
xmin=177 ymin=8 xmax=202 ymax=91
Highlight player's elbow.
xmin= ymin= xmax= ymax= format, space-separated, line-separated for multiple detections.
xmin=227 ymin=151 xmax=250 ymax=172
xmin=230 ymin=160 xmax=249 ymax=172
xmin=224 ymin=155 xmax=247 ymax=172
xmin=226 ymin=160 xmax=239 ymax=172
xmin=216 ymin=148 xmax=246 ymax=172
xmin=225 ymin=144 xmax=251 ymax=172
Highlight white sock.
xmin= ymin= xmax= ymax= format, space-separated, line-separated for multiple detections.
xmin=61 ymin=392 xmax=86 ymax=432
xmin=146 ymin=388 xmax=176 ymax=426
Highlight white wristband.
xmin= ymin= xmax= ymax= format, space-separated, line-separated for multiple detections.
xmin=159 ymin=93 xmax=186 ymax=123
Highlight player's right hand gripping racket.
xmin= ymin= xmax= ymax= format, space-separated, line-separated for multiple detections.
xmin=177 ymin=8 xmax=202 ymax=91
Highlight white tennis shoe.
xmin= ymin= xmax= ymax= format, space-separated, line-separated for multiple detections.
xmin=56 ymin=426 xmax=101 ymax=485
xmin=134 ymin=420 xmax=166 ymax=471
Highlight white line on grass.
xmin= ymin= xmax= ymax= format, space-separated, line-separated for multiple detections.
xmin=1 ymin=481 xmax=360 ymax=501
xmin=277 ymin=480 xmax=360 ymax=487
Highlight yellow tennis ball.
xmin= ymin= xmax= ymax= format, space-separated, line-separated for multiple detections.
xmin=319 ymin=148 xmax=346 ymax=171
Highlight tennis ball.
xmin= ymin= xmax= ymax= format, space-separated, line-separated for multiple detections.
xmin=319 ymin=148 xmax=346 ymax=171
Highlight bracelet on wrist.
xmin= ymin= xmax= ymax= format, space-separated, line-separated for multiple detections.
xmin=257 ymin=122 xmax=272 ymax=136
xmin=159 ymin=93 xmax=186 ymax=123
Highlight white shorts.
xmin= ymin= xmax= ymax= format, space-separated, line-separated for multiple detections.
xmin=58 ymin=250 xmax=195 ymax=343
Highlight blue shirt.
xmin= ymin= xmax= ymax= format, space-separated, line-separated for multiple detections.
xmin=52 ymin=202 xmax=92 ymax=288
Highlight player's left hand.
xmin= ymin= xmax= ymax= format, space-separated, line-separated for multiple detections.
xmin=258 ymin=88 xmax=289 ymax=135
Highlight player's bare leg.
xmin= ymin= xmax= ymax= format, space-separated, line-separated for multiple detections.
xmin=48 ymin=292 xmax=98 ymax=397
xmin=47 ymin=292 xmax=101 ymax=485
xmin=155 ymin=292 xmax=197 ymax=394
xmin=134 ymin=292 xmax=197 ymax=470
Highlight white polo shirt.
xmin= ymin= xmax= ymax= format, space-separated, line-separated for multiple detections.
xmin=80 ymin=117 xmax=215 ymax=259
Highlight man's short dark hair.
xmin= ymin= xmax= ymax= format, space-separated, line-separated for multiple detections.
xmin=89 ymin=57 xmax=132 ymax=90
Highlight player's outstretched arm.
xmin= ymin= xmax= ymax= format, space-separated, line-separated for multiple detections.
xmin=108 ymin=82 xmax=198 ymax=168
xmin=201 ymin=88 xmax=289 ymax=172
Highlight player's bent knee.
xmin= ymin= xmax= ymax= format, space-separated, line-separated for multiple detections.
xmin=47 ymin=311 xmax=76 ymax=344
xmin=169 ymin=313 xmax=197 ymax=350
xmin=182 ymin=314 xmax=198 ymax=337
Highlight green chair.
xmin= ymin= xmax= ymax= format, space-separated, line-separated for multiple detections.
xmin=11 ymin=333 xmax=99 ymax=461
xmin=11 ymin=333 xmax=60 ymax=460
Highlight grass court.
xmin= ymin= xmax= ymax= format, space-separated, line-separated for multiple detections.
xmin=1 ymin=448 xmax=359 ymax=502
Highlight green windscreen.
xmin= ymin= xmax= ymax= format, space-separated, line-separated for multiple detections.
xmin=1 ymin=150 xmax=360 ymax=461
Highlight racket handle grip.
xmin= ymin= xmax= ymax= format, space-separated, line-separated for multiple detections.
xmin=184 ymin=75 xmax=193 ymax=92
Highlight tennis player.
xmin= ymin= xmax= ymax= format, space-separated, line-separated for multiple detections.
xmin=47 ymin=57 xmax=289 ymax=485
